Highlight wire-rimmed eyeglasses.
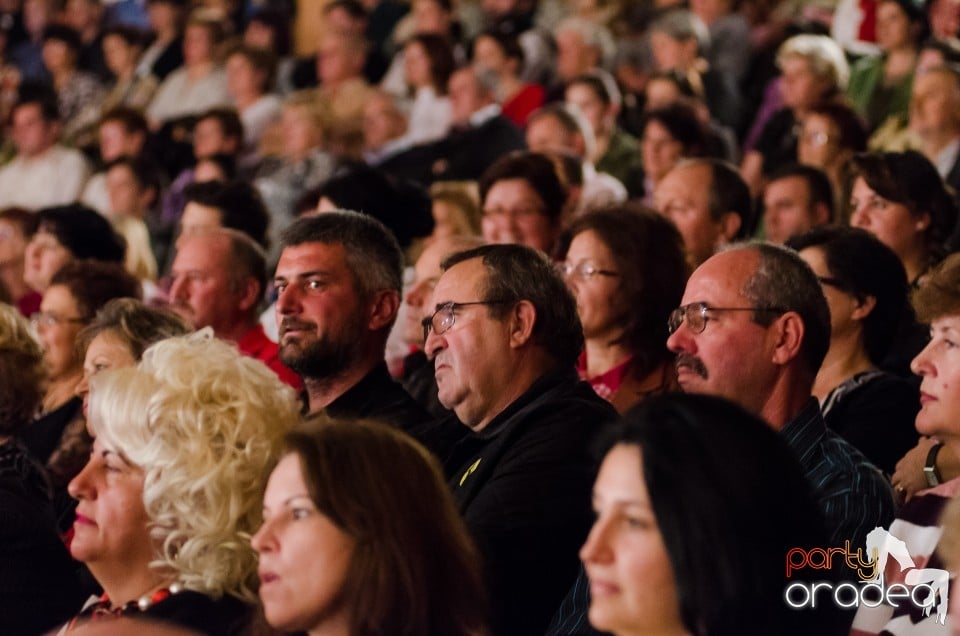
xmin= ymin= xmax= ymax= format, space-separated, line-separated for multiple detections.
xmin=421 ymin=300 xmax=515 ymax=342
xmin=667 ymin=302 xmax=787 ymax=335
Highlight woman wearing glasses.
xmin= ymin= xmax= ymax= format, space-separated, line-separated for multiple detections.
xmin=23 ymin=260 xmax=140 ymax=530
xmin=560 ymin=206 xmax=688 ymax=413
xmin=786 ymin=226 xmax=919 ymax=474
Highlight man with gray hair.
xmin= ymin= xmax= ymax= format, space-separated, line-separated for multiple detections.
xmin=554 ymin=17 xmax=615 ymax=85
xmin=273 ymin=211 xmax=434 ymax=439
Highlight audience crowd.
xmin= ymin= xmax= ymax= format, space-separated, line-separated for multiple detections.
xmin=5 ymin=0 xmax=960 ymax=633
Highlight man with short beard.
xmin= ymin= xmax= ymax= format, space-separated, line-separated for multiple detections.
xmin=272 ymin=211 xmax=436 ymax=445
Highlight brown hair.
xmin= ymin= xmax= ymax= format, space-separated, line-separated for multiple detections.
xmin=913 ymin=252 xmax=960 ymax=322
xmin=77 ymin=297 xmax=191 ymax=362
xmin=283 ymin=416 xmax=487 ymax=636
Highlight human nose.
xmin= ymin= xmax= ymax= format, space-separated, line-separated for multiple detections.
xmin=75 ymin=372 xmax=89 ymax=398
xmin=849 ymin=205 xmax=868 ymax=229
xmin=666 ymin=317 xmax=694 ymax=354
xmin=67 ymin=455 xmax=95 ymax=501
xmin=911 ymin=340 xmax=935 ymax=378
xmin=251 ymin=516 xmax=276 ymax=554
xmin=405 ymin=280 xmax=429 ymax=309
xmin=168 ymin=274 xmax=187 ymax=303
xmin=579 ymin=512 xmax=613 ymax=565
xmin=424 ymin=319 xmax=445 ymax=358
xmin=275 ymin=283 xmax=301 ymax=316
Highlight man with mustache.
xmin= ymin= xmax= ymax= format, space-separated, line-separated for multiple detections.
xmin=272 ymin=211 xmax=436 ymax=445
xmin=168 ymin=228 xmax=300 ymax=389
xmin=666 ymin=242 xmax=894 ymax=551
xmin=424 ymin=243 xmax=616 ymax=635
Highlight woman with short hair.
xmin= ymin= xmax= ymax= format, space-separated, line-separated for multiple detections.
xmin=65 ymin=333 xmax=300 ymax=633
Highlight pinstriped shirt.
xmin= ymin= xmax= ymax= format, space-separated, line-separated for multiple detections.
xmin=781 ymin=398 xmax=896 ymax=549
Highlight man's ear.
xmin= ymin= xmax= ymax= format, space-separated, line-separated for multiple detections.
xmin=367 ymin=289 xmax=400 ymax=331
xmin=813 ymin=202 xmax=831 ymax=226
xmin=237 ymin=277 xmax=262 ymax=313
xmin=508 ymin=300 xmax=537 ymax=349
xmin=719 ymin=211 xmax=742 ymax=242
xmin=770 ymin=312 xmax=805 ymax=366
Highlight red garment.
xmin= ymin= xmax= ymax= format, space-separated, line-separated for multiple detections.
xmin=17 ymin=291 xmax=41 ymax=318
xmin=237 ymin=324 xmax=302 ymax=390
xmin=577 ymin=351 xmax=634 ymax=402
xmin=502 ymin=83 xmax=546 ymax=128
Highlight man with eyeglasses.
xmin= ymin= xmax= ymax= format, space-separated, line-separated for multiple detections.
xmin=666 ymin=242 xmax=893 ymax=552
xmin=423 ymin=243 xmax=616 ymax=636
xmin=272 ymin=211 xmax=437 ymax=448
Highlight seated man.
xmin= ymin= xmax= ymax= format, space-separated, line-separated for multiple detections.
xmin=762 ymin=164 xmax=834 ymax=244
xmin=0 ymin=94 xmax=91 ymax=210
xmin=666 ymin=242 xmax=894 ymax=547
xmin=273 ymin=211 xmax=434 ymax=439
xmin=168 ymin=228 xmax=300 ymax=389
xmin=424 ymin=243 xmax=617 ymax=635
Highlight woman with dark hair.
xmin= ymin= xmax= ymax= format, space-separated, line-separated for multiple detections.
xmin=41 ymin=24 xmax=104 ymax=141
xmin=224 ymin=43 xmax=281 ymax=163
xmin=0 ymin=305 xmax=86 ymax=634
xmin=639 ymin=103 xmax=705 ymax=204
xmin=582 ymin=393 xmax=833 ymax=635
xmin=787 ymin=226 xmax=919 ymax=474
xmin=253 ymin=416 xmax=487 ymax=636
xmin=403 ymin=33 xmax=454 ymax=145
xmin=796 ymin=101 xmax=868 ymax=223
xmin=22 ymin=260 xmax=140 ymax=529
xmin=846 ymin=0 xmax=929 ymax=132
xmin=479 ymin=151 xmax=568 ymax=254
xmin=565 ymin=70 xmax=643 ymax=197
xmin=23 ymin=204 xmax=127 ymax=294
xmin=849 ymin=150 xmax=958 ymax=285
xmin=473 ymin=29 xmax=543 ymax=127
xmin=561 ymin=206 xmax=687 ymax=413
xmin=0 ymin=207 xmax=39 ymax=316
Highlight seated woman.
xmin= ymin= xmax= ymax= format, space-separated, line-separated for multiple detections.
xmin=479 ymin=151 xmax=568 ymax=255
xmin=401 ymin=33 xmax=454 ymax=145
xmin=852 ymin=253 xmax=960 ymax=633
xmin=145 ymin=12 xmax=229 ymax=130
xmin=639 ymin=102 xmax=706 ymax=205
xmin=581 ymin=393 xmax=835 ymax=635
xmin=224 ymin=43 xmax=281 ymax=169
xmin=23 ymin=204 xmax=127 ymax=295
xmin=796 ymin=101 xmax=868 ymax=223
xmin=472 ymin=29 xmax=544 ymax=128
xmin=23 ymin=260 xmax=140 ymax=530
xmin=741 ymin=34 xmax=849 ymax=196
xmin=846 ymin=0 xmax=928 ymax=133
xmin=41 ymin=24 xmax=104 ymax=145
xmin=849 ymin=151 xmax=958 ymax=286
xmin=560 ymin=206 xmax=687 ymax=413
xmin=788 ymin=226 xmax=919 ymax=474
xmin=65 ymin=333 xmax=300 ymax=634
xmin=74 ymin=297 xmax=191 ymax=416
xmin=253 ymin=416 xmax=487 ymax=635
xmin=0 ymin=207 xmax=39 ymax=317
xmin=0 ymin=304 xmax=86 ymax=634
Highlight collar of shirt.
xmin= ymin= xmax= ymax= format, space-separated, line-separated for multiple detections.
xmin=935 ymin=137 xmax=960 ymax=178
xmin=469 ymin=103 xmax=502 ymax=128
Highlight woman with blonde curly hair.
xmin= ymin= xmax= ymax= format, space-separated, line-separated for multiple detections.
xmin=64 ymin=333 xmax=300 ymax=634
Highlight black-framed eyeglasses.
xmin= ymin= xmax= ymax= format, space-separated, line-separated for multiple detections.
xmin=667 ymin=302 xmax=787 ymax=335
xmin=559 ymin=261 xmax=619 ymax=280
xmin=421 ymin=300 xmax=514 ymax=342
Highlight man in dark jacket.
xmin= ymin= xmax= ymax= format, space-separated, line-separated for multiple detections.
xmin=423 ymin=244 xmax=616 ymax=635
